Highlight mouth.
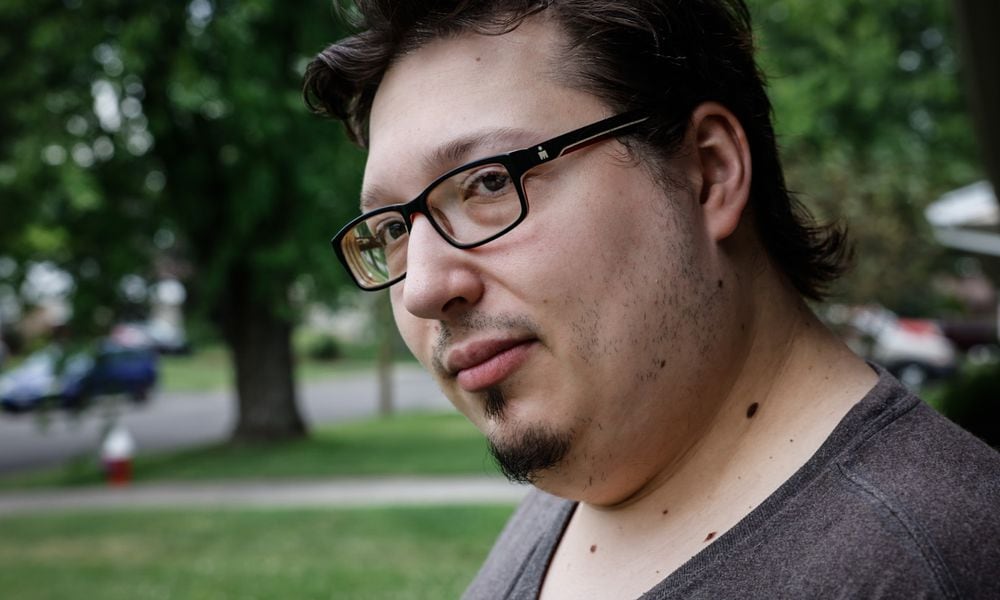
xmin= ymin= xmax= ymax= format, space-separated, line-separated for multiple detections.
xmin=446 ymin=338 xmax=538 ymax=393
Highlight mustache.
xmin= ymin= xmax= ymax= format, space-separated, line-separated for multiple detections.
xmin=430 ymin=312 xmax=540 ymax=377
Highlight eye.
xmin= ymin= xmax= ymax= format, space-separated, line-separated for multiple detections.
xmin=477 ymin=171 xmax=510 ymax=193
xmin=460 ymin=166 xmax=513 ymax=200
xmin=373 ymin=216 xmax=408 ymax=247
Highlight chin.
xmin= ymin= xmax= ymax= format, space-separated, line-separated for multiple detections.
xmin=487 ymin=420 xmax=573 ymax=485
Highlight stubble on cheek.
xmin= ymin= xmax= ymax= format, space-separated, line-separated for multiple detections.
xmin=570 ymin=302 xmax=602 ymax=366
xmin=569 ymin=195 xmax=720 ymax=391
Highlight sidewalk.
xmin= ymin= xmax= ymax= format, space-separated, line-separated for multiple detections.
xmin=0 ymin=476 xmax=530 ymax=515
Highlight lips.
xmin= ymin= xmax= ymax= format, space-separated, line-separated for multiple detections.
xmin=446 ymin=338 xmax=537 ymax=392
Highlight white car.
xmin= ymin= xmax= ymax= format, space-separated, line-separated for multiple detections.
xmin=827 ymin=304 xmax=958 ymax=389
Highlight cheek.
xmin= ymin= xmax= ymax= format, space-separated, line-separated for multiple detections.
xmin=543 ymin=180 xmax=686 ymax=352
xmin=545 ymin=175 xmax=714 ymax=380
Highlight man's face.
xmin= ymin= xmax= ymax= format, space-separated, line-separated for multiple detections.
xmin=364 ymin=18 xmax=732 ymax=501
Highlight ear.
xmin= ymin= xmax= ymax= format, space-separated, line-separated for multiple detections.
xmin=689 ymin=102 xmax=751 ymax=242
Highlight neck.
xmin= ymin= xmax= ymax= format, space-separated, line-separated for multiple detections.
xmin=581 ymin=271 xmax=876 ymax=521
xmin=538 ymin=263 xmax=879 ymax=599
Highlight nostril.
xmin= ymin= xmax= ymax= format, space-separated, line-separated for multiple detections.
xmin=442 ymin=296 xmax=469 ymax=314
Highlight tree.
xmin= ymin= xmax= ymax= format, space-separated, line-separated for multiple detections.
xmin=0 ymin=1 xmax=364 ymax=441
xmin=0 ymin=1 xmax=161 ymax=337
xmin=754 ymin=0 xmax=980 ymax=314
xmin=1 ymin=0 xmax=983 ymax=441
xmin=951 ymin=0 xmax=1000 ymax=189
xmin=129 ymin=1 xmax=364 ymax=440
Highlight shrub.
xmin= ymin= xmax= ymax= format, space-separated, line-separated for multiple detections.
xmin=306 ymin=334 xmax=342 ymax=362
xmin=936 ymin=362 xmax=1000 ymax=448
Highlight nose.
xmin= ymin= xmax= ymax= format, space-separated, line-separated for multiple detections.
xmin=400 ymin=214 xmax=484 ymax=320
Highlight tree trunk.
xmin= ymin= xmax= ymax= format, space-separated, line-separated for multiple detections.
xmin=952 ymin=0 xmax=1000 ymax=189
xmin=222 ymin=268 xmax=306 ymax=443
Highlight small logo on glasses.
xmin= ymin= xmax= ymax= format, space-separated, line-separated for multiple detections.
xmin=536 ymin=146 xmax=549 ymax=160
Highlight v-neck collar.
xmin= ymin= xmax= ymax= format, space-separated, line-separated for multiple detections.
xmin=515 ymin=365 xmax=915 ymax=599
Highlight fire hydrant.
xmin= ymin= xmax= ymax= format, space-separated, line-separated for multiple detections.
xmin=101 ymin=424 xmax=136 ymax=486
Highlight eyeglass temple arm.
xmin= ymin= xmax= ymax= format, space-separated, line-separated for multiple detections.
xmin=517 ymin=111 xmax=648 ymax=169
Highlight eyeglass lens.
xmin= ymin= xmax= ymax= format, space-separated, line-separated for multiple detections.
xmin=340 ymin=162 xmax=524 ymax=288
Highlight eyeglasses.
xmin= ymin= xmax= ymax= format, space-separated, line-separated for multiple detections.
xmin=332 ymin=111 xmax=648 ymax=291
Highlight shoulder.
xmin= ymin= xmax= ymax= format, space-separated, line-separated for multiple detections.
xmin=462 ymin=488 xmax=574 ymax=600
xmin=831 ymin=393 xmax=1000 ymax=598
xmin=713 ymin=375 xmax=1000 ymax=599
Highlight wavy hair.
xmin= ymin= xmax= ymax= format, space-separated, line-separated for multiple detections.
xmin=304 ymin=0 xmax=850 ymax=300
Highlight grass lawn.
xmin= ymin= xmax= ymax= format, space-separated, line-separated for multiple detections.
xmin=158 ymin=345 xmax=390 ymax=393
xmin=0 ymin=505 xmax=514 ymax=599
xmin=0 ymin=412 xmax=500 ymax=489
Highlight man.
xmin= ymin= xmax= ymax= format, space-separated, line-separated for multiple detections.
xmin=304 ymin=1 xmax=1000 ymax=598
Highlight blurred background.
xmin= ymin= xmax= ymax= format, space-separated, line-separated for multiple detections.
xmin=0 ymin=0 xmax=997 ymax=598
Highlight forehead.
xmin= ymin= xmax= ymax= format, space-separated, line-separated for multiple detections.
xmin=363 ymin=17 xmax=609 ymax=207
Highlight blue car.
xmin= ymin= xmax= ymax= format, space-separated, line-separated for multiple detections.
xmin=0 ymin=343 xmax=157 ymax=413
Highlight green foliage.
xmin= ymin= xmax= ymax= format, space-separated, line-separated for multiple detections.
xmin=0 ymin=1 xmax=985 ymax=433
xmin=127 ymin=1 xmax=364 ymax=318
xmin=0 ymin=2 xmax=162 ymax=334
xmin=0 ymin=1 xmax=363 ymax=336
xmin=0 ymin=1 xmax=371 ymax=436
xmin=934 ymin=361 xmax=1000 ymax=446
xmin=0 ymin=506 xmax=513 ymax=599
xmin=2 ymin=0 xmax=978 ymax=332
xmin=305 ymin=332 xmax=343 ymax=361
xmin=754 ymin=0 xmax=981 ymax=313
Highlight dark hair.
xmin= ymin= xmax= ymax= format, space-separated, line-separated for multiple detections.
xmin=304 ymin=0 xmax=850 ymax=300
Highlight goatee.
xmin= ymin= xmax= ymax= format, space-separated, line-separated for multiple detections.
xmin=486 ymin=397 xmax=571 ymax=484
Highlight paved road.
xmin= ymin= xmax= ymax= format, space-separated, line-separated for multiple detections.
xmin=0 ymin=364 xmax=450 ymax=476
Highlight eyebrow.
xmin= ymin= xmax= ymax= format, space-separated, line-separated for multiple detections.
xmin=359 ymin=127 xmax=537 ymax=213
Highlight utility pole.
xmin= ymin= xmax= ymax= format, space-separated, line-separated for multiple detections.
xmin=375 ymin=292 xmax=394 ymax=417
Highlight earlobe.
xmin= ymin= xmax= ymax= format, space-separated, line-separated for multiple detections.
xmin=691 ymin=102 xmax=751 ymax=242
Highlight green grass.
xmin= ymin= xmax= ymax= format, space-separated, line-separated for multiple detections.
xmin=0 ymin=412 xmax=500 ymax=489
xmin=158 ymin=345 xmax=388 ymax=393
xmin=158 ymin=346 xmax=234 ymax=392
xmin=0 ymin=505 xmax=514 ymax=599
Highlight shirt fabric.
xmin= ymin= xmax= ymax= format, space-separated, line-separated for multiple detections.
xmin=462 ymin=367 xmax=1000 ymax=599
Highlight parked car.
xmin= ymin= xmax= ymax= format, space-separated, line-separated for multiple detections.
xmin=938 ymin=319 xmax=999 ymax=355
xmin=825 ymin=304 xmax=958 ymax=389
xmin=0 ymin=342 xmax=157 ymax=414
xmin=0 ymin=348 xmax=60 ymax=413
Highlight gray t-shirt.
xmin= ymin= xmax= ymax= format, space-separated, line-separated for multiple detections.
xmin=463 ymin=368 xmax=1000 ymax=599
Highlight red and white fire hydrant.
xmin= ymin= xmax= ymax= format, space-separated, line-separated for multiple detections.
xmin=101 ymin=424 xmax=136 ymax=486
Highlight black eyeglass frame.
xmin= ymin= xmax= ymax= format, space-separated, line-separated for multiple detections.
xmin=332 ymin=110 xmax=649 ymax=291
